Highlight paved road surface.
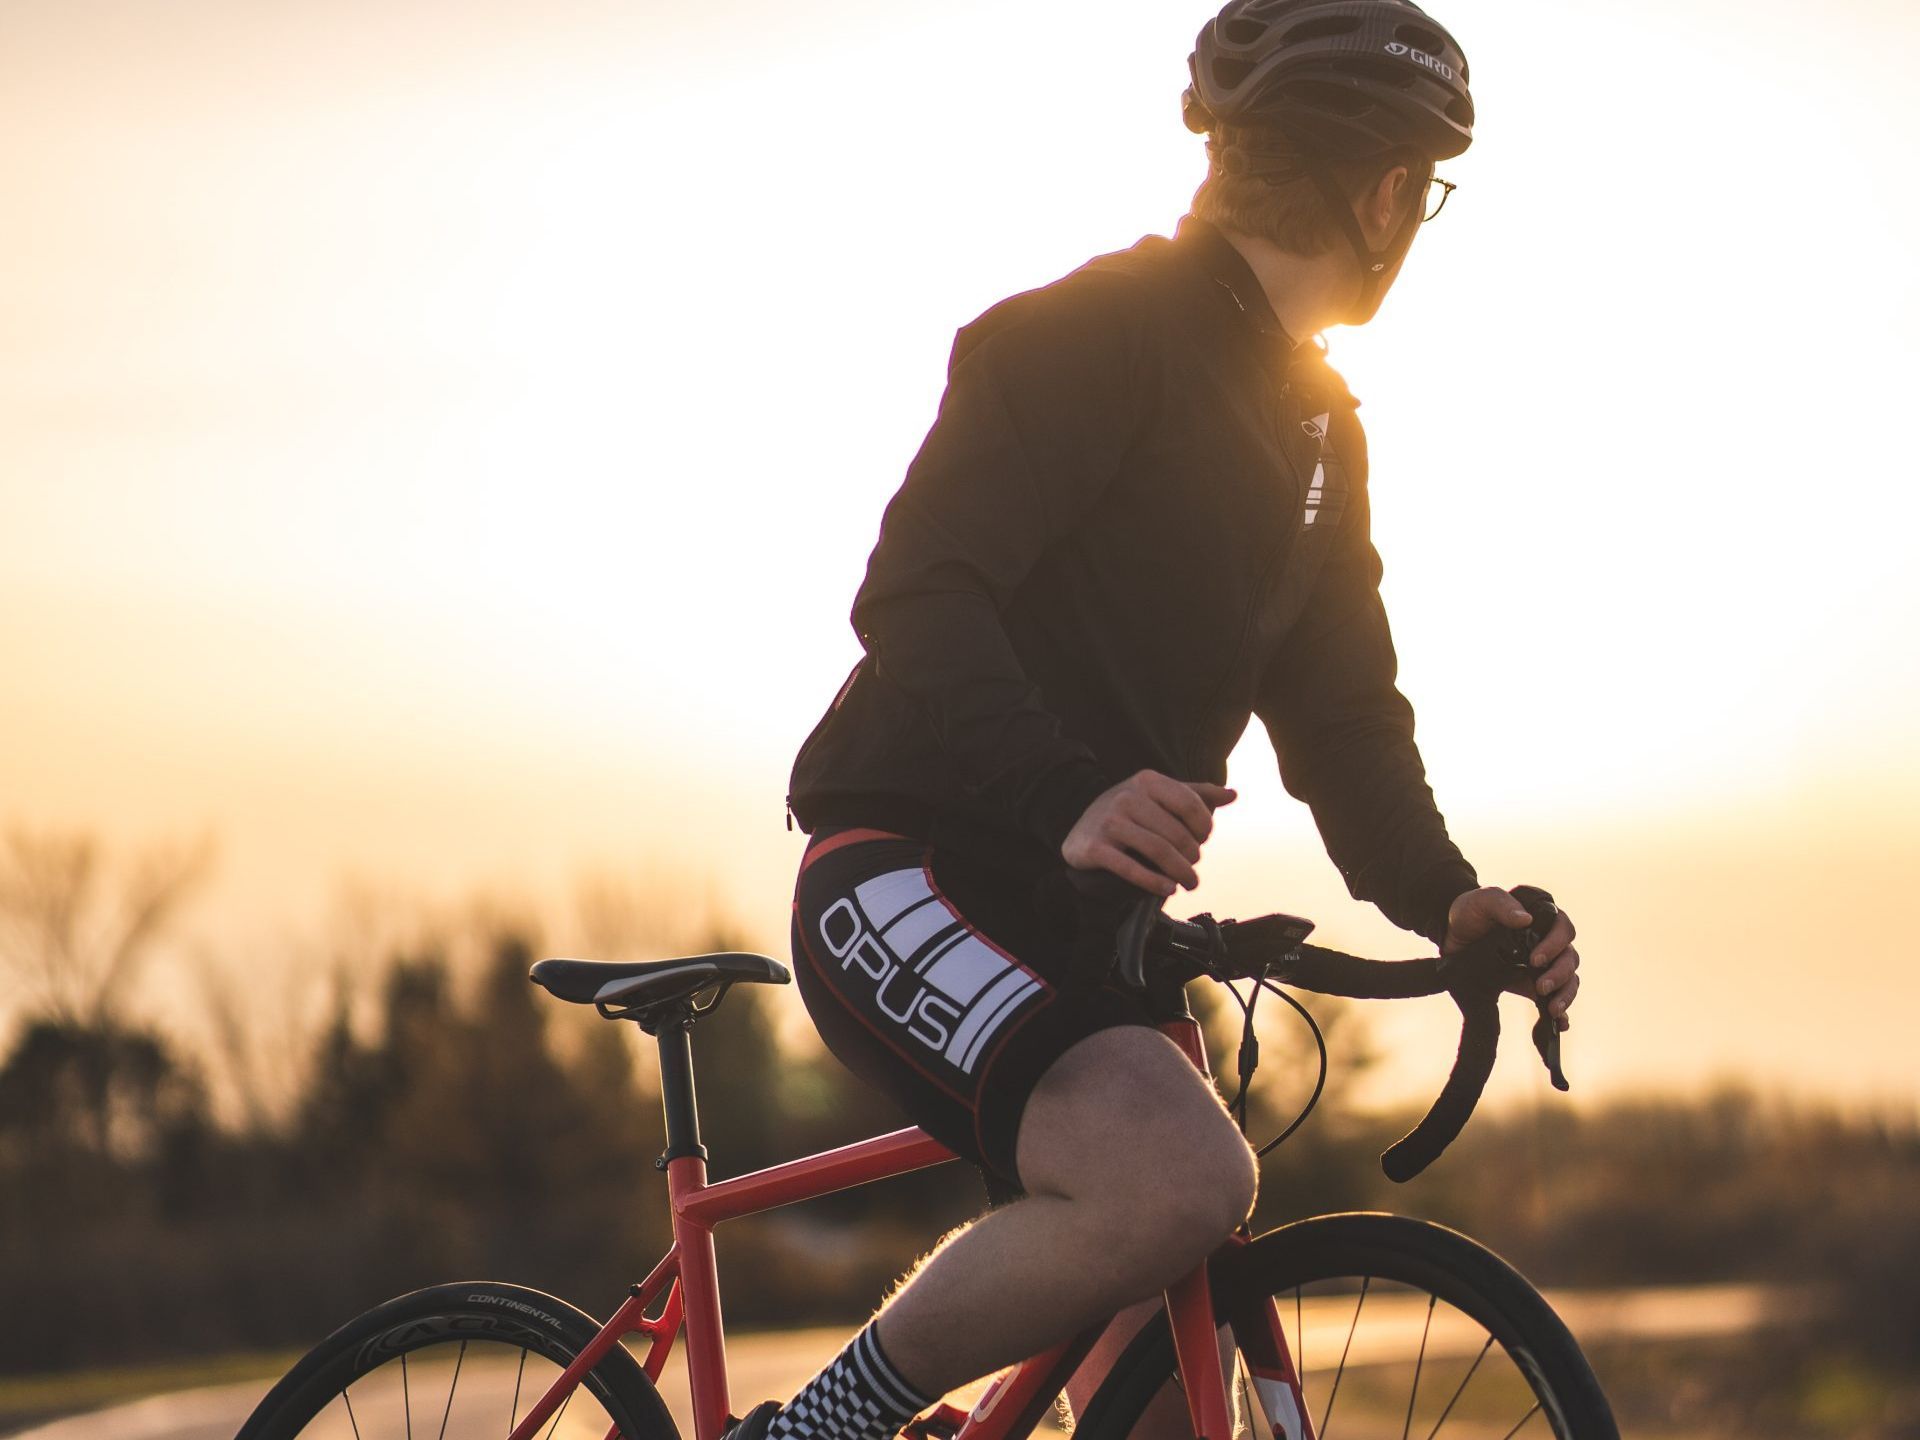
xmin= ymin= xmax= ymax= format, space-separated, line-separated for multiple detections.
xmin=11 ymin=1287 xmax=1794 ymax=1440
xmin=10 ymin=1328 xmax=863 ymax=1440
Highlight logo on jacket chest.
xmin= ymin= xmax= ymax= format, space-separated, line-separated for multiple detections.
xmin=1296 ymin=413 xmax=1348 ymax=529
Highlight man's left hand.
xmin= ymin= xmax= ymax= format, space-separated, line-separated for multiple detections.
xmin=1442 ymin=886 xmax=1580 ymax=1032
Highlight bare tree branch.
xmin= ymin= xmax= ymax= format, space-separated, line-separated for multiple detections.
xmin=91 ymin=833 xmax=216 ymax=1026
xmin=0 ymin=827 xmax=214 ymax=1028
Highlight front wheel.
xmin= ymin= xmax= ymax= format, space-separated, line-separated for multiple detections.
xmin=236 ymin=1280 xmax=680 ymax=1440
xmin=1075 ymin=1213 xmax=1617 ymax=1440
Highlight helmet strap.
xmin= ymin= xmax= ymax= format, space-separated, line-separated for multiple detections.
xmin=1301 ymin=155 xmax=1426 ymax=324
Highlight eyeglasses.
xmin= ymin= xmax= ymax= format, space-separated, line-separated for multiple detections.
xmin=1424 ymin=175 xmax=1457 ymax=222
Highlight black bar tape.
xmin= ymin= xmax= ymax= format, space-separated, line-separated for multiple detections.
xmin=1380 ymin=988 xmax=1499 ymax=1183
xmin=1275 ymin=944 xmax=1444 ymax=999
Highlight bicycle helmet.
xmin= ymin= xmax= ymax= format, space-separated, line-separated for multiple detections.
xmin=1183 ymin=0 xmax=1472 ymax=161
xmin=1182 ymin=0 xmax=1474 ymax=318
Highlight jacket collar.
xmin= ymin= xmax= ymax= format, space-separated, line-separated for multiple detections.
xmin=1174 ymin=213 xmax=1291 ymax=342
xmin=1173 ymin=214 xmax=1358 ymax=412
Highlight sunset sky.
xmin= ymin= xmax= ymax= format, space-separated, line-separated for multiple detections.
xmin=3 ymin=0 xmax=1916 ymax=1110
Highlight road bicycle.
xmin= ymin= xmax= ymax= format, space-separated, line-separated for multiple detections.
xmin=237 ymin=879 xmax=1617 ymax=1440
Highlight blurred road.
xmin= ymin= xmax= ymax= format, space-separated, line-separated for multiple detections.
xmin=10 ymin=1287 xmax=1794 ymax=1440
xmin=8 ymin=1328 xmax=854 ymax=1440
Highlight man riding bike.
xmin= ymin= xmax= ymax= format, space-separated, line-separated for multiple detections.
xmin=764 ymin=4 xmax=1583 ymax=1439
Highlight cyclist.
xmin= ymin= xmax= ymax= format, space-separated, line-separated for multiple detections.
xmin=764 ymin=4 xmax=1582 ymax=1439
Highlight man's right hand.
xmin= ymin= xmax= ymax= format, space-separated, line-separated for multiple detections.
xmin=1061 ymin=770 xmax=1237 ymax=896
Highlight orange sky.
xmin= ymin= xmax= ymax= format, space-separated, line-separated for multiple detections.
xmin=3 ymin=0 xmax=1916 ymax=1109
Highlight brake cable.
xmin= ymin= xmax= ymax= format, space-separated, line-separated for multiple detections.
xmin=1220 ymin=970 xmax=1331 ymax=1159
xmin=1253 ymin=976 xmax=1328 ymax=1158
xmin=1221 ymin=978 xmax=1259 ymax=1133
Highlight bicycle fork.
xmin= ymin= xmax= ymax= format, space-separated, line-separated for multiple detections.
xmin=932 ymin=1249 xmax=1311 ymax=1440
xmin=1230 ymin=1286 xmax=1316 ymax=1440
xmin=1162 ymin=1017 xmax=1317 ymax=1440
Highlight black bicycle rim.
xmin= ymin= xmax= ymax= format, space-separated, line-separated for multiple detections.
xmin=236 ymin=1281 xmax=678 ymax=1440
xmin=1075 ymin=1213 xmax=1617 ymax=1440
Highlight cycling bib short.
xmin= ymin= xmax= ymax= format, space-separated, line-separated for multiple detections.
xmin=791 ymin=827 xmax=1155 ymax=1188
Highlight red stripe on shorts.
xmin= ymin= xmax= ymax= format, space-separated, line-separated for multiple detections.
xmin=798 ymin=827 xmax=909 ymax=874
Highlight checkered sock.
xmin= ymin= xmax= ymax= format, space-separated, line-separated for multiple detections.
xmin=766 ymin=1323 xmax=935 ymax=1440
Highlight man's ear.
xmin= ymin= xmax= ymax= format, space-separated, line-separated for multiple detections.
xmin=1361 ymin=163 xmax=1413 ymax=240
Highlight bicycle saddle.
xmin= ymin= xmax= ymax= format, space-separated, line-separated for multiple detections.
xmin=530 ymin=952 xmax=791 ymax=1013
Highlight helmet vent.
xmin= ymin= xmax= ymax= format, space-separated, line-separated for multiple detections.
xmin=1283 ymin=15 xmax=1362 ymax=44
xmin=1222 ymin=17 xmax=1267 ymax=44
xmin=1210 ymin=56 xmax=1258 ymax=88
xmin=1286 ymin=78 xmax=1373 ymax=118
xmin=1339 ymin=54 xmax=1419 ymax=90
xmin=1445 ymin=96 xmax=1474 ymax=125
xmin=1394 ymin=23 xmax=1448 ymax=54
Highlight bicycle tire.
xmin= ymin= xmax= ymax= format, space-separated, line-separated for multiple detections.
xmin=1074 ymin=1213 xmax=1617 ymax=1440
xmin=236 ymin=1279 xmax=679 ymax=1440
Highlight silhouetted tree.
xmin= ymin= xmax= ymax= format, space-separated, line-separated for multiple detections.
xmin=0 ymin=1016 xmax=210 ymax=1222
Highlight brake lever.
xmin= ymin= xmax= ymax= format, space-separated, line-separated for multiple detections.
xmin=1064 ymin=868 xmax=1165 ymax=989
xmin=1114 ymin=894 xmax=1164 ymax=989
xmin=1531 ymin=1014 xmax=1568 ymax=1092
xmin=1509 ymin=885 xmax=1569 ymax=1092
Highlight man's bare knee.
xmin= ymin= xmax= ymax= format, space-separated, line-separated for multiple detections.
xmin=1124 ymin=1123 xmax=1255 ymax=1276
xmin=1157 ymin=1130 xmax=1257 ymax=1236
xmin=1016 ymin=1027 xmax=1257 ymax=1254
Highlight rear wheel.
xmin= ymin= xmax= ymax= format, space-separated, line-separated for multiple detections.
xmin=236 ymin=1280 xmax=678 ymax=1440
xmin=1075 ymin=1213 xmax=1617 ymax=1440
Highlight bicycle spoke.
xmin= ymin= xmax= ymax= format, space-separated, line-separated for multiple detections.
xmin=1318 ymin=1276 xmax=1369 ymax=1436
xmin=245 ymin=1285 xmax=668 ymax=1440
xmin=1495 ymin=1401 xmax=1542 ymax=1440
xmin=1294 ymin=1287 xmax=1303 ymax=1397
xmin=541 ymin=1385 xmax=575 ymax=1440
xmin=1401 ymin=1293 xmax=1436 ymax=1440
xmin=1142 ymin=1218 xmax=1603 ymax=1440
xmin=1422 ymin=1335 xmax=1493 ymax=1440
xmin=436 ymin=1339 xmax=467 ymax=1440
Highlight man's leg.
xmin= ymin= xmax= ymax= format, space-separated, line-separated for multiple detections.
xmin=776 ymin=833 xmax=1253 ymax=1440
xmin=869 ymin=1023 xmax=1256 ymax=1396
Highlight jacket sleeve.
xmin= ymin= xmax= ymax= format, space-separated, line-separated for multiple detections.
xmin=850 ymin=279 xmax=1144 ymax=854
xmin=1253 ymin=433 xmax=1478 ymax=945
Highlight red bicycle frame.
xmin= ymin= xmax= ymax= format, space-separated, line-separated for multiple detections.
xmin=501 ymin=1013 xmax=1314 ymax=1440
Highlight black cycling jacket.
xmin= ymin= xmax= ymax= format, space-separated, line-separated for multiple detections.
xmin=787 ymin=214 xmax=1477 ymax=944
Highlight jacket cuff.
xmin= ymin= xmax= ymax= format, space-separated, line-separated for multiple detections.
xmin=1020 ymin=759 xmax=1116 ymax=860
xmin=1408 ymin=858 xmax=1480 ymax=947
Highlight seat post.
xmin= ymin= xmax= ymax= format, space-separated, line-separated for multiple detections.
xmin=653 ymin=1002 xmax=729 ymax=1438
xmin=653 ymin=1006 xmax=708 ymax=1165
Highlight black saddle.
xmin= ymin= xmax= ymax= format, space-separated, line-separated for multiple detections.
xmin=530 ymin=951 xmax=790 ymax=1022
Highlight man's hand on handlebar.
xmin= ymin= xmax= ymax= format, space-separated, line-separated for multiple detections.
xmin=1061 ymin=770 xmax=1236 ymax=897
xmin=1443 ymin=886 xmax=1581 ymax=1032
